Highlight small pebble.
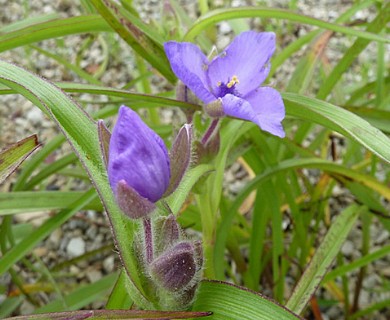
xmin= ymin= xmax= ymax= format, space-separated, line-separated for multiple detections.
xmin=103 ymin=256 xmax=115 ymax=273
xmin=341 ymin=240 xmax=354 ymax=256
xmin=66 ymin=237 xmax=86 ymax=257
xmin=86 ymin=268 xmax=103 ymax=283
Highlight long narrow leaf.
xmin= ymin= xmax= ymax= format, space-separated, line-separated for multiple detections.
xmin=0 ymin=60 xmax=152 ymax=308
xmin=0 ymin=16 xmax=111 ymax=53
xmin=286 ymin=205 xmax=363 ymax=314
xmin=184 ymin=7 xmax=390 ymax=43
xmin=0 ymin=135 xmax=40 ymax=184
xmin=284 ymin=93 xmax=390 ymax=164
xmin=192 ymin=280 xmax=303 ymax=320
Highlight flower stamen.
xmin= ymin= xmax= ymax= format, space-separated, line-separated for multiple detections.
xmin=226 ymin=75 xmax=239 ymax=88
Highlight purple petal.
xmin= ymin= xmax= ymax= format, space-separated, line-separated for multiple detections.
xmin=108 ymin=106 xmax=170 ymax=202
xmin=221 ymin=94 xmax=254 ymax=121
xmin=164 ymin=41 xmax=215 ymax=104
xmin=207 ymin=31 xmax=275 ymax=97
xmin=244 ymin=87 xmax=285 ymax=138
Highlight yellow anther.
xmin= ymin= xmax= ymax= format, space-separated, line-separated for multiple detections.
xmin=226 ymin=75 xmax=239 ymax=88
xmin=217 ymin=81 xmax=222 ymax=87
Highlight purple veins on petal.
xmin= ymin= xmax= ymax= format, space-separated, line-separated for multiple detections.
xmin=108 ymin=106 xmax=170 ymax=203
xmin=164 ymin=31 xmax=285 ymax=138
xmin=244 ymin=87 xmax=286 ymax=138
xmin=207 ymin=31 xmax=275 ymax=97
xmin=164 ymin=42 xmax=215 ymax=104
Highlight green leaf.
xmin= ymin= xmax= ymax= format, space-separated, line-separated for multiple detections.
xmin=316 ymin=3 xmax=390 ymax=100
xmin=184 ymin=7 xmax=390 ymax=43
xmin=0 ymin=135 xmax=40 ymax=184
xmin=0 ymin=297 xmax=23 ymax=319
xmin=0 ymin=82 xmax=200 ymax=110
xmin=34 ymin=273 xmax=118 ymax=313
xmin=323 ymin=244 xmax=390 ymax=283
xmin=0 ymin=191 xmax=102 ymax=216
xmin=286 ymin=205 xmax=363 ymax=314
xmin=284 ymin=93 xmax=390 ymax=164
xmin=90 ymin=0 xmax=176 ymax=83
xmin=0 ymin=60 xmax=151 ymax=308
xmin=106 ymin=269 xmax=133 ymax=310
xmin=214 ymin=157 xmax=390 ymax=280
xmin=165 ymin=164 xmax=214 ymax=215
xmin=192 ymin=280 xmax=303 ymax=319
xmin=0 ymin=15 xmax=111 ymax=53
xmin=0 ymin=13 xmax=60 ymax=33
xmin=0 ymin=189 xmax=97 ymax=276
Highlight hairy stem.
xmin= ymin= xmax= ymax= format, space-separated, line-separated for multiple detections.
xmin=143 ymin=217 xmax=154 ymax=264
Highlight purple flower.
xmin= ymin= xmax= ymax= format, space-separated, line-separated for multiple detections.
xmin=108 ymin=106 xmax=170 ymax=203
xmin=164 ymin=31 xmax=285 ymax=138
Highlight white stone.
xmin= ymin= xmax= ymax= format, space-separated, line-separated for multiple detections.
xmin=66 ymin=237 xmax=86 ymax=257
xmin=103 ymin=255 xmax=115 ymax=273
xmin=49 ymin=228 xmax=62 ymax=246
xmin=219 ymin=22 xmax=231 ymax=34
xmin=341 ymin=240 xmax=354 ymax=256
xmin=86 ymin=268 xmax=102 ymax=283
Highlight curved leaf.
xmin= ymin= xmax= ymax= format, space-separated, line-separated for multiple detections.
xmin=0 ymin=60 xmax=152 ymax=308
xmin=0 ymin=82 xmax=200 ymax=110
xmin=184 ymin=7 xmax=390 ymax=43
xmin=284 ymin=93 xmax=390 ymax=164
xmin=0 ymin=15 xmax=111 ymax=53
xmin=192 ymin=280 xmax=303 ymax=320
xmin=286 ymin=205 xmax=362 ymax=314
xmin=0 ymin=135 xmax=40 ymax=184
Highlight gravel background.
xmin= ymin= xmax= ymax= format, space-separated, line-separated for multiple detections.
xmin=0 ymin=0 xmax=389 ymax=319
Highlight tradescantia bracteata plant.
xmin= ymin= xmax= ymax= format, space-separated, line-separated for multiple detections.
xmin=1 ymin=1 xmax=390 ymax=319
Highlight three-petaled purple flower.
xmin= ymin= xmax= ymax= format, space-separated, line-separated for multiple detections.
xmin=107 ymin=106 xmax=191 ymax=219
xmin=164 ymin=31 xmax=285 ymax=138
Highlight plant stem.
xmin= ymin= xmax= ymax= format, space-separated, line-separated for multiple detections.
xmin=196 ymin=192 xmax=216 ymax=279
xmin=201 ymin=119 xmax=219 ymax=145
xmin=143 ymin=217 xmax=153 ymax=264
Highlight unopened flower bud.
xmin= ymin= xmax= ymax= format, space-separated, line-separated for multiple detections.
xmin=106 ymin=106 xmax=171 ymax=218
xmin=154 ymin=214 xmax=181 ymax=255
xmin=150 ymin=241 xmax=199 ymax=292
xmin=204 ymin=98 xmax=224 ymax=118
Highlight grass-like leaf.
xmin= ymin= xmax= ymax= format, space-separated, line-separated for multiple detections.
xmin=0 ymin=60 xmax=152 ymax=308
xmin=0 ymin=191 xmax=102 ymax=215
xmin=0 ymin=16 xmax=111 ymax=53
xmin=192 ymin=280 xmax=303 ymax=319
xmin=284 ymin=93 xmax=390 ymax=164
xmin=0 ymin=135 xmax=40 ymax=184
xmin=184 ymin=7 xmax=390 ymax=43
xmin=286 ymin=205 xmax=363 ymax=314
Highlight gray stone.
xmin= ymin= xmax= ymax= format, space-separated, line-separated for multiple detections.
xmin=86 ymin=268 xmax=102 ymax=283
xmin=103 ymin=255 xmax=115 ymax=273
xmin=341 ymin=240 xmax=354 ymax=256
xmin=66 ymin=237 xmax=86 ymax=257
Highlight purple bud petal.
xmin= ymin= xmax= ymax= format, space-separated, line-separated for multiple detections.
xmin=164 ymin=124 xmax=192 ymax=197
xmin=116 ymin=180 xmax=155 ymax=219
xmin=108 ymin=106 xmax=171 ymax=203
xmin=150 ymin=242 xmax=197 ymax=291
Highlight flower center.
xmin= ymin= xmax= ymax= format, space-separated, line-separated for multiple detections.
xmin=216 ymin=75 xmax=240 ymax=97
